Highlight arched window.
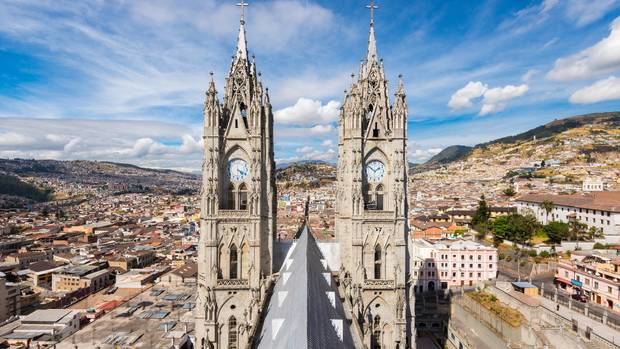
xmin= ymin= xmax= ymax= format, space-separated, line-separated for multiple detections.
xmin=374 ymin=245 xmax=382 ymax=279
xmin=375 ymin=185 xmax=384 ymax=210
xmin=228 ymin=316 xmax=238 ymax=349
xmin=226 ymin=183 xmax=236 ymax=209
xmin=372 ymin=315 xmax=381 ymax=349
xmin=238 ymin=183 xmax=248 ymax=211
xmin=230 ymin=245 xmax=238 ymax=279
xmin=240 ymin=102 xmax=247 ymax=118
xmin=367 ymin=104 xmax=374 ymax=120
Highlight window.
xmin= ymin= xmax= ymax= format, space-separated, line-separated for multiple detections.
xmin=226 ymin=184 xmax=235 ymax=209
xmin=372 ymin=122 xmax=380 ymax=138
xmin=608 ymin=286 xmax=613 ymax=294
xmin=238 ymin=183 xmax=248 ymax=210
xmin=594 ymin=281 xmax=599 ymax=289
xmin=375 ymin=185 xmax=384 ymax=210
xmin=228 ymin=316 xmax=238 ymax=349
xmin=230 ymin=245 xmax=238 ymax=279
xmin=372 ymin=316 xmax=381 ymax=349
xmin=374 ymin=245 xmax=382 ymax=279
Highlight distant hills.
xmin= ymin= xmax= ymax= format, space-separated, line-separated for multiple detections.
xmin=0 ymin=159 xmax=199 ymax=201
xmin=414 ymin=112 xmax=620 ymax=172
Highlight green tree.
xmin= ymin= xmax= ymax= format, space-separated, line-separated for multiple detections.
xmin=543 ymin=221 xmax=569 ymax=244
xmin=472 ymin=195 xmax=491 ymax=226
xmin=568 ymin=220 xmax=587 ymax=241
xmin=503 ymin=186 xmax=517 ymax=197
xmin=541 ymin=200 xmax=555 ymax=221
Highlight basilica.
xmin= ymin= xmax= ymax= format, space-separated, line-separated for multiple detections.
xmin=195 ymin=2 xmax=413 ymax=348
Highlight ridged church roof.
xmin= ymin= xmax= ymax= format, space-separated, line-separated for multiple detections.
xmin=256 ymin=224 xmax=354 ymax=349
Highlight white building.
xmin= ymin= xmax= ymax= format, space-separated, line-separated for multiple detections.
xmin=583 ymin=177 xmax=607 ymax=192
xmin=2 ymin=309 xmax=80 ymax=347
xmin=410 ymin=239 xmax=498 ymax=292
xmin=515 ymin=192 xmax=620 ymax=240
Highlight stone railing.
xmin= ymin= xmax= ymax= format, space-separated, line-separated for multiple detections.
xmin=216 ymin=279 xmax=249 ymax=289
xmin=364 ymin=279 xmax=395 ymax=289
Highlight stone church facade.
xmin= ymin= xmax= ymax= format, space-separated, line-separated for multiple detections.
xmin=334 ymin=12 xmax=412 ymax=349
xmin=195 ymin=10 xmax=276 ymax=349
xmin=196 ymin=4 xmax=412 ymax=349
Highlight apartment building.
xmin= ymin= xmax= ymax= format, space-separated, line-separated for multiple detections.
xmin=555 ymin=252 xmax=620 ymax=312
xmin=52 ymin=265 xmax=111 ymax=293
xmin=411 ymin=239 xmax=498 ymax=292
xmin=516 ymin=191 xmax=620 ymax=239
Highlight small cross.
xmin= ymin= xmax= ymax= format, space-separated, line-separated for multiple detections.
xmin=237 ymin=2 xmax=249 ymax=23
xmin=366 ymin=1 xmax=379 ymax=24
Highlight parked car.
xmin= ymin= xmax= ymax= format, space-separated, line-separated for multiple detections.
xmin=571 ymin=293 xmax=587 ymax=303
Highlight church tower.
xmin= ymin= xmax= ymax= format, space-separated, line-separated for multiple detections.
xmin=196 ymin=3 xmax=276 ymax=348
xmin=336 ymin=2 xmax=411 ymax=348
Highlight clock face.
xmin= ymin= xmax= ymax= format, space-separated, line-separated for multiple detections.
xmin=228 ymin=159 xmax=248 ymax=182
xmin=366 ymin=160 xmax=385 ymax=183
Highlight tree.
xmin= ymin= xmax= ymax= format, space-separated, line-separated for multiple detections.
xmin=567 ymin=220 xmax=598 ymax=241
xmin=490 ymin=213 xmax=539 ymax=246
xmin=503 ymin=186 xmax=517 ymax=197
xmin=543 ymin=221 xmax=569 ymax=244
xmin=540 ymin=200 xmax=555 ymax=222
xmin=472 ymin=195 xmax=491 ymax=226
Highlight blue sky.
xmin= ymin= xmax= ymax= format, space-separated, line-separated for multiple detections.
xmin=0 ymin=0 xmax=619 ymax=171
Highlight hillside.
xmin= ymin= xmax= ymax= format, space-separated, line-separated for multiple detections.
xmin=425 ymin=145 xmax=473 ymax=166
xmin=415 ymin=112 xmax=620 ymax=173
xmin=0 ymin=159 xmax=200 ymax=197
xmin=276 ymin=162 xmax=336 ymax=189
xmin=0 ymin=174 xmax=52 ymax=202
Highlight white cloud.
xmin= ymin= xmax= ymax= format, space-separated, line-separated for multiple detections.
xmin=274 ymin=98 xmax=340 ymax=126
xmin=321 ymin=139 xmax=334 ymax=147
xmin=542 ymin=0 xmax=560 ymax=14
xmin=448 ymin=81 xmax=528 ymax=115
xmin=548 ymin=17 xmax=620 ymax=81
xmin=448 ymin=81 xmax=488 ymax=110
xmin=309 ymin=124 xmax=335 ymax=135
xmin=565 ymin=0 xmax=618 ymax=27
xmin=570 ymin=75 xmax=620 ymax=103
xmin=296 ymin=146 xmax=314 ymax=154
xmin=0 ymin=132 xmax=36 ymax=146
xmin=522 ymin=69 xmax=538 ymax=82
xmin=480 ymin=84 xmax=529 ymax=115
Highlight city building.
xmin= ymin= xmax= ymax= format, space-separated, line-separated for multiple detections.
xmin=1 ymin=309 xmax=80 ymax=347
xmin=410 ymin=239 xmax=498 ymax=291
xmin=555 ymin=251 xmax=620 ymax=312
xmin=515 ymin=191 xmax=620 ymax=239
xmin=51 ymin=264 xmax=111 ymax=293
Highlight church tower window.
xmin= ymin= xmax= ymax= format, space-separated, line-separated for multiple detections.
xmin=238 ymin=183 xmax=248 ymax=210
xmin=374 ymin=245 xmax=382 ymax=279
xmin=228 ymin=316 xmax=238 ymax=349
xmin=372 ymin=315 xmax=382 ymax=349
xmin=226 ymin=183 xmax=236 ymax=210
xmin=372 ymin=122 xmax=379 ymax=138
xmin=230 ymin=245 xmax=238 ymax=279
xmin=375 ymin=184 xmax=384 ymax=210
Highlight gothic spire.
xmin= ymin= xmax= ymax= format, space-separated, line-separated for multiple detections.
xmin=235 ymin=2 xmax=249 ymax=63
xmin=366 ymin=1 xmax=379 ymax=63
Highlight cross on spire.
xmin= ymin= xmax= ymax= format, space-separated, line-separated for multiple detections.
xmin=366 ymin=0 xmax=379 ymax=25
xmin=237 ymin=1 xmax=249 ymax=24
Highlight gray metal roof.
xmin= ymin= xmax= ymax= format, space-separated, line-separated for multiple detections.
xmin=256 ymin=224 xmax=354 ymax=349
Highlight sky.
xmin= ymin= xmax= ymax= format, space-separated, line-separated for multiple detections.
xmin=0 ymin=0 xmax=620 ymax=172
